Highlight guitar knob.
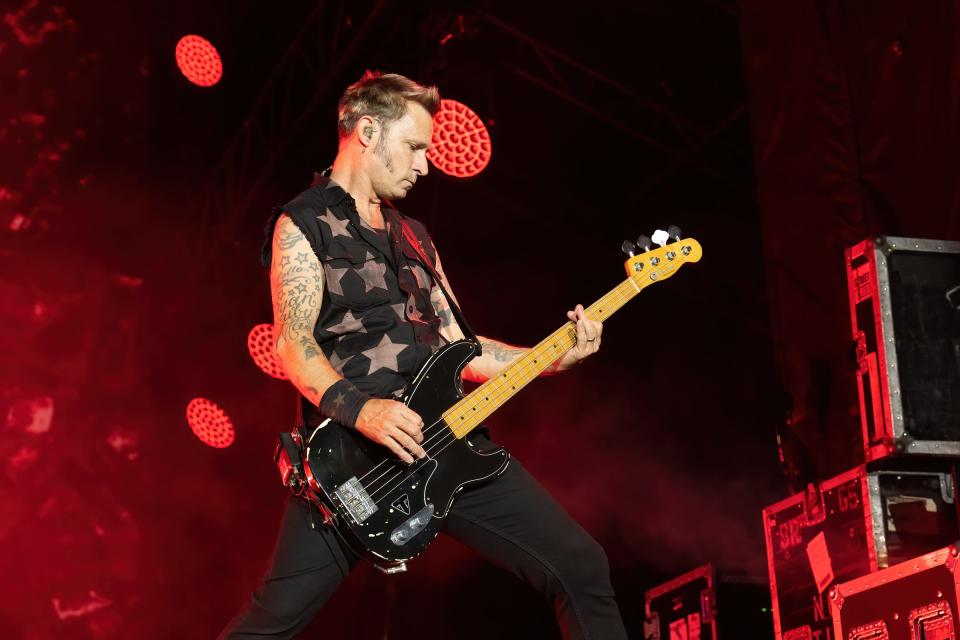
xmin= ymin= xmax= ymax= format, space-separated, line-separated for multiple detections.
xmin=621 ymin=240 xmax=637 ymax=257
xmin=667 ymin=225 xmax=682 ymax=241
xmin=651 ymin=229 xmax=670 ymax=247
xmin=636 ymin=235 xmax=652 ymax=252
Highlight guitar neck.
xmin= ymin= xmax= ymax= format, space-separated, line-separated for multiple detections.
xmin=443 ymin=275 xmax=646 ymax=439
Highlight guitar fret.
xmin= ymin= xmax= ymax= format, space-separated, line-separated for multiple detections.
xmin=444 ymin=276 xmax=646 ymax=438
xmin=439 ymin=238 xmax=703 ymax=439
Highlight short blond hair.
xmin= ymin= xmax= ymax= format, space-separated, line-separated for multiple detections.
xmin=337 ymin=70 xmax=440 ymax=139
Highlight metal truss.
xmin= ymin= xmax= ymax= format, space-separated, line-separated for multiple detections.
xmin=477 ymin=11 xmax=750 ymax=200
xmin=197 ymin=1 xmax=750 ymax=248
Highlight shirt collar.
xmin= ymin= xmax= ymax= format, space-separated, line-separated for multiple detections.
xmin=310 ymin=171 xmax=400 ymax=265
xmin=311 ymin=171 xmax=402 ymax=219
xmin=310 ymin=172 xmax=349 ymax=207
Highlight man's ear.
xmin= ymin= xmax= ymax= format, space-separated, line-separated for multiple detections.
xmin=357 ymin=115 xmax=379 ymax=150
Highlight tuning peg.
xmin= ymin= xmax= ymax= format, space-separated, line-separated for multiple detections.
xmin=667 ymin=225 xmax=682 ymax=241
xmin=636 ymin=235 xmax=652 ymax=252
xmin=621 ymin=240 xmax=637 ymax=257
xmin=651 ymin=229 xmax=670 ymax=247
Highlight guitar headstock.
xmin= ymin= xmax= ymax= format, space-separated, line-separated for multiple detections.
xmin=622 ymin=226 xmax=702 ymax=287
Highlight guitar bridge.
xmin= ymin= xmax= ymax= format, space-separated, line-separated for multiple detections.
xmin=332 ymin=476 xmax=377 ymax=524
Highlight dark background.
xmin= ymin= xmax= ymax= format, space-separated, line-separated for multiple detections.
xmin=1 ymin=0 xmax=958 ymax=637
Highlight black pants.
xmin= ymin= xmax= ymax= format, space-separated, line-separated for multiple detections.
xmin=219 ymin=459 xmax=627 ymax=639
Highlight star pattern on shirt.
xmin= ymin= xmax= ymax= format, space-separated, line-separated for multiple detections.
xmin=323 ymin=264 xmax=349 ymax=297
xmin=354 ymin=259 xmax=388 ymax=293
xmin=411 ymin=264 xmax=432 ymax=291
xmin=277 ymin=178 xmax=447 ymax=397
xmin=326 ymin=309 xmax=364 ymax=335
xmin=320 ymin=212 xmax=352 ymax=238
xmin=362 ymin=334 xmax=407 ymax=375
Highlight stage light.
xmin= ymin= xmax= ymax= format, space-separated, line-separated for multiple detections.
xmin=428 ymin=99 xmax=492 ymax=178
xmin=186 ymin=398 xmax=235 ymax=448
xmin=175 ymin=35 xmax=223 ymax=87
xmin=248 ymin=323 xmax=288 ymax=380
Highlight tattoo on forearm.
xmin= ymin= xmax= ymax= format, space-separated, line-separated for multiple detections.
xmin=299 ymin=334 xmax=320 ymax=360
xmin=480 ymin=339 xmax=525 ymax=363
xmin=270 ymin=217 xmax=329 ymax=404
xmin=271 ymin=219 xmax=324 ymax=349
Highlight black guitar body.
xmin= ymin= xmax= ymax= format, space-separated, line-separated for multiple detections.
xmin=303 ymin=340 xmax=510 ymax=567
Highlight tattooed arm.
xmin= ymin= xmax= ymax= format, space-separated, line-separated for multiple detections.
xmin=270 ymin=213 xmax=342 ymax=407
xmin=430 ymin=254 xmax=603 ymax=383
xmin=271 ymin=214 xmax=426 ymax=462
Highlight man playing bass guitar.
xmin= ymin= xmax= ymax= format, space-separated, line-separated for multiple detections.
xmin=219 ymin=70 xmax=627 ymax=640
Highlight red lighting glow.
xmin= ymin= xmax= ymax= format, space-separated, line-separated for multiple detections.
xmin=175 ymin=35 xmax=223 ymax=87
xmin=428 ymin=99 xmax=492 ymax=178
xmin=248 ymin=323 xmax=287 ymax=379
xmin=185 ymin=398 xmax=235 ymax=448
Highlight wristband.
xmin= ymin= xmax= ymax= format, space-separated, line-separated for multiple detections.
xmin=319 ymin=379 xmax=370 ymax=429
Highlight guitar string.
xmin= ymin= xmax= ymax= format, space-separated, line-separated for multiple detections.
xmin=362 ymin=280 xmax=643 ymax=504
xmin=358 ymin=322 xmax=573 ymax=490
xmin=358 ymin=324 xmax=579 ymax=488
xmin=359 ymin=275 xmax=652 ymax=504
xmin=359 ymin=273 xmax=649 ymax=502
xmin=359 ymin=316 xmax=590 ymax=500
xmin=355 ymin=272 xmax=644 ymax=490
xmin=359 ymin=325 xmax=576 ymax=498
xmin=361 ymin=247 xmax=693 ymax=502
xmin=358 ymin=283 xmax=630 ymax=495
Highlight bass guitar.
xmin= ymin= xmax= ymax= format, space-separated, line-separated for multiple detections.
xmin=294 ymin=229 xmax=702 ymax=571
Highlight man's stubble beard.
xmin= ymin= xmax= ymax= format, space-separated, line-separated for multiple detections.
xmin=374 ymin=129 xmax=394 ymax=173
xmin=373 ymin=130 xmax=410 ymax=199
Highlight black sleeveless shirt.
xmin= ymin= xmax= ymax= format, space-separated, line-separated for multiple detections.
xmin=262 ymin=174 xmax=445 ymax=401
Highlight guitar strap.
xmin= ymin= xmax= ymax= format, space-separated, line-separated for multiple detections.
xmin=391 ymin=213 xmax=482 ymax=353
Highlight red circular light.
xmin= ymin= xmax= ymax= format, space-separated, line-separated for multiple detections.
xmin=186 ymin=398 xmax=235 ymax=448
xmin=247 ymin=323 xmax=287 ymax=380
xmin=175 ymin=35 xmax=223 ymax=87
xmin=428 ymin=99 xmax=492 ymax=178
